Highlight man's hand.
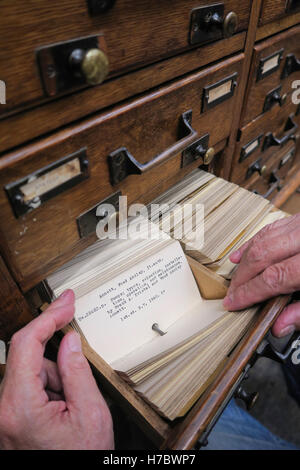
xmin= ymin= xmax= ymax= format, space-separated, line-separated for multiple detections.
xmin=223 ymin=213 xmax=300 ymax=338
xmin=0 ymin=290 xmax=114 ymax=450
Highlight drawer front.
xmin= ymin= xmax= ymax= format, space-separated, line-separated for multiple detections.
xmin=0 ymin=55 xmax=243 ymax=290
xmin=259 ymin=0 xmax=300 ymax=26
xmin=231 ymin=99 xmax=299 ymax=185
xmin=248 ymin=141 xmax=297 ymax=200
xmin=241 ymin=26 xmax=300 ymax=127
xmin=0 ymin=0 xmax=250 ymax=115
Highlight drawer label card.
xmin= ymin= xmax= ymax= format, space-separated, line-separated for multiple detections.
xmin=5 ymin=148 xmax=89 ymax=218
xmin=280 ymin=148 xmax=295 ymax=167
xmin=240 ymin=134 xmax=263 ymax=162
xmin=257 ymin=49 xmax=284 ymax=81
xmin=202 ymin=73 xmax=237 ymax=112
xmin=20 ymin=158 xmax=81 ymax=202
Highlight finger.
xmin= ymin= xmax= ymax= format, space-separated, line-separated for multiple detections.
xmin=229 ymin=214 xmax=299 ymax=264
xmin=57 ymin=332 xmax=110 ymax=416
xmin=230 ymin=224 xmax=300 ymax=291
xmin=223 ymin=252 xmax=300 ymax=311
xmin=272 ymin=301 xmax=300 ymax=338
xmin=40 ymin=358 xmax=62 ymax=393
xmin=4 ymin=290 xmax=75 ymax=404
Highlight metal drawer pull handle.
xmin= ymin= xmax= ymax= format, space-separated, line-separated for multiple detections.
xmin=252 ymin=172 xmax=282 ymax=199
xmin=263 ymin=85 xmax=287 ymax=113
xmin=108 ymin=110 xmax=211 ymax=185
xmin=246 ymin=158 xmax=267 ymax=180
xmin=189 ymin=4 xmax=238 ymax=46
xmin=286 ymin=0 xmax=300 ymax=13
xmin=262 ymin=115 xmax=298 ymax=151
xmin=256 ymin=181 xmax=280 ymax=199
xmin=281 ymin=53 xmax=300 ymax=79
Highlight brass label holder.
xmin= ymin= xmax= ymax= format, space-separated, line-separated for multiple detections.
xmin=5 ymin=148 xmax=89 ymax=218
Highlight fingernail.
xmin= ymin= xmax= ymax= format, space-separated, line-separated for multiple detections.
xmin=277 ymin=325 xmax=295 ymax=338
xmin=58 ymin=289 xmax=73 ymax=302
xmin=223 ymin=294 xmax=232 ymax=309
xmin=67 ymin=332 xmax=82 ymax=352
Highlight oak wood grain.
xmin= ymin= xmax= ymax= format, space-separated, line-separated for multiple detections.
xmin=0 ymin=33 xmax=246 ymax=155
xmin=259 ymin=0 xmax=300 ymax=27
xmin=241 ymin=25 xmax=300 ymax=127
xmin=221 ymin=0 xmax=263 ymax=180
xmin=0 ymin=0 xmax=250 ymax=116
xmin=231 ymin=97 xmax=299 ymax=184
xmin=0 ymin=255 xmax=33 ymax=343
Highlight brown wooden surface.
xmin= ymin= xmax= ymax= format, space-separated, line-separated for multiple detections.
xmin=246 ymin=140 xmax=298 ymax=199
xmin=0 ymin=254 xmax=33 ymax=343
xmin=0 ymin=55 xmax=243 ymax=291
xmin=221 ymin=0 xmax=263 ymax=180
xmin=231 ymin=97 xmax=299 ymax=184
xmin=241 ymin=25 xmax=300 ymax=127
xmin=273 ymin=166 xmax=300 ymax=207
xmin=0 ymin=32 xmax=246 ymax=156
xmin=162 ymin=295 xmax=290 ymax=450
xmin=0 ymin=0 xmax=251 ymax=116
xmin=0 ymin=0 xmax=300 ymax=450
xmin=257 ymin=11 xmax=300 ymax=41
xmin=259 ymin=0 xmax=300 ymax=27
xmin=281 ymin=191 xmax=300 ymax=213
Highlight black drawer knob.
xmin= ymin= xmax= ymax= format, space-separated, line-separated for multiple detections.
xmin=235 ymin=386 xmax=259 ymax=411
xmin=203 ymin=10 xmax=238 ymax=38
xmin=87 ymin=0 xmax=117 ymax=15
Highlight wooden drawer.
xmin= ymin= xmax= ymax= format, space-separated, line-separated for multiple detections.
xmin=0 ymin=54 xmax=243 ymax=291
xmin=241 ymin=25 xmax=300 ymax=127
xmin=30 ymin=254 xmax=288 ymax=449
xmin=231 ymin=98 xmax=299 ymax=185
xmin=259 ymin=0 xmax=300 ymax=26
xmin=248 ymin=140 xmax=298 ymax=200
xmin=0 ymin=0 xmax=250 ymax=116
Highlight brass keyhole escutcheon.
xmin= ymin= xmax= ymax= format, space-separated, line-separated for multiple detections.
xmin=223 ymin=11 xmax=238 ymax=38
xmin=70 ymin=48 xmax=109 ymax=86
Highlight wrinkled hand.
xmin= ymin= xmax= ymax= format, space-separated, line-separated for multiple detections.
xmin=223 ymin=213 xmax=300 ymax=338
xmin=0 ymin=290 xmax=114 ymax=450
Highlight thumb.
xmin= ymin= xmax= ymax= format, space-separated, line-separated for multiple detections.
xmin=57 ymin=331 xmax=108 ymax=413
xmin=272 ymin=301 xmax=300 ymax=338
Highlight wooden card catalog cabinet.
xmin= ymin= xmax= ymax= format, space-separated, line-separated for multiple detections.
xmin=241 ymin=25 xmax=300 ymax=126
xmin=0 ymin=0 xmax=250 ymax=116
xmin=0 ymin=54 xmax=243 ymax=291
xmin=1 ymin=0 xmax=300 ymax=451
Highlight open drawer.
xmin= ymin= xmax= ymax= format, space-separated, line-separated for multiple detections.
xmin=32 ymin=255 xmax=289 ymax=450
